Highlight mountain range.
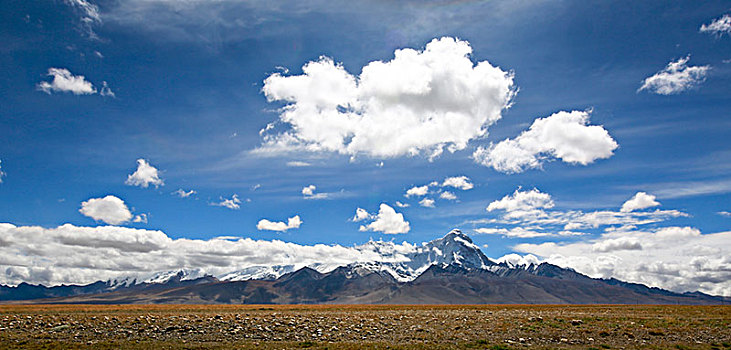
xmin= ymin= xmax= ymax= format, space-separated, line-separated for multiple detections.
xmin=1 ymin=230 xmax=727 ymax=304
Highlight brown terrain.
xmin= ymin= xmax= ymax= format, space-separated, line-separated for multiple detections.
xmin=0 ymin=304 xmax=729 ymax=349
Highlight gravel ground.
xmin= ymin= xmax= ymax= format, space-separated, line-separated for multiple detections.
xmin=0 ymin=304 xmax=729 ymax=349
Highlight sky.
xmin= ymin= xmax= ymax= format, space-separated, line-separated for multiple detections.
xmin=0 ymin=0 xmax=730 ymax=296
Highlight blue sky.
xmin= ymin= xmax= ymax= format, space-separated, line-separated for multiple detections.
xmin=0 ymin=0 xmax=730 ymax=295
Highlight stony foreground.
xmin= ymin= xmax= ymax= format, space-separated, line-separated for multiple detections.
xmin=0 ymin=304 xmax=729 ymax=349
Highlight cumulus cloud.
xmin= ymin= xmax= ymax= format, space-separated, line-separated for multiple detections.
xmin=394 ymin=201 xmax=410 ymax=208
xmin=473 ymin=110 xmax=618 ymax=173
xmin=439 ymin=191 xmax=457 ymax=200
xmin=0 ymin=160 xmax=5 ymax=183
xmin=302 ymin=185 xmax=316 ymax=196
xmin=638 ymin=56 xmax=710 ymax=95
xmin=37 ymin=68 xmax=96 ymax=95
xmin=513 ymin=226 xmax=731 ymax=296
xmin=700 ymin=14 xmax=731 ymax=37
xmin=79 ymin=195 xmax=134 ymax=225
xmin=352 ymin=208 xmax=371 ymax=222
xmin=419 ymin=198 xmax=435 ymax=208
xmin=405 ymin=185 xmax=429 ymax=197
xmin=212 ymin=194 xmax=241 ymax=210
xmin=125 ymin=159 xmax=164 ymax=188
xmin=172 ymin=189 xmax=196 ymax=198
xmin=0 ymin=222 xmax=422 ymax=287
xmin=620 ymin=192 xmax=660 ymax=212
xmin=718 ymin=211 xmax=731 ymax=217
xmin=301 ymin=184 xmax=335 ymax=200
xmin=592 ymin=237 xmax=642 ymax=252
xmin=256 ymin=215 xmax=302 ymax=232
xmin=257 ymin=37 xmax=516 ymax=159
xmin=132 ymin=213 xmax=148 ymax=224
xmin=487 ymin=188 xmax=554 ymax=213
xmin=479 ymin=188 xmax=687 ymax=237
xmin=441 ymin=175 xmax=473 ymax=190
xmin=358 ymin=204 xmax=410 ymax=234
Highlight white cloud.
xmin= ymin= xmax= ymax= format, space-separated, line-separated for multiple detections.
xmin=0 ymin=222 xmax=415 ymax=287
xmin=592 ymin=237 xmax=642 ymax=252
xmin=212 ymin=194 xmax=241 ymax=210
xmin=473 ymin=110 xmax=618 ymax=173
xmin=0 ymin=160 xmax=5 ymax=183
xmin=172 ymin=189 xmax=196 ymax=198
xmin=700 ymin=14 xmax=731 ymax=36
xmin=358 ymin=204 xmax=410 ymax=234
xmin=63 ymin=0 xmax=101 ymax=38
xmin=286 ymin=161 xmax=311 ymax=167
xmin=514 ymin=226 xmax=731 ymax=296
xmin=419 ymin=198 xmax=435 ymax=208
xmin=474 ymin=226 xmax=584 ymax=238
xmin=719 ymin=211 xmax=731 ymax=217
xmin=256 ymin=215 xmax=302 ymax=232
xmin=620 ymin=192 xmax=660 ymax=212
xmin=487 ymin=188 xmax=554 ymax=213
xmin=132 ymin=213 xmax=148 ymax=224
xmin=79 ymin=195 xmax=134 ymax=225
xmin=257 ymin=37 xmax=515 ymax=159
xmin=405 ymin=185 xmax=429 ymax=197
xmin=302 ymin=185 xmax=316 ymax=196
xmin=37 ymin=68 xmax=96 ymax=95
xmin=638 ymin=56 xmax=710 ymax=95
xmin=99 ymin=81 xmax=115 ymax=97
xmin=479 ymin=188 xmax=688 ymax=237
xmin=125 ymin=159 xmax=164 ymax=188
xmin=301 ymin=184 xmax=333 ymax=200
xmin=394 ymin=201 xmax=410 ymax=208
xmin=441 ymin=175 xmax=473 ymax=190
xmin=439 ymin=191 xmax=457 ymax=200
xmin=352 ymin=207 xmax=371 ymax=222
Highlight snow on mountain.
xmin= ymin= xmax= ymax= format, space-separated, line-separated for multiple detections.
xmin=108 ymin=268 xmax=210 ymax=288
xmin=109 ymin=229 xmax=502 ymax=285
xmin=219 ymin=265 xmax=297 ymax=281
xmin=348 ymin=229 xmax=496 ymax=282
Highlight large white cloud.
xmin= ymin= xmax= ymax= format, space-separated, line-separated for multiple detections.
xmin=257 ymin=37 xmax=516 ymax=159
xmin=620 ymin=192 xmax=660 ymax=212
xmin=79 ymin=195 xmax=134 ymax=225
xmin=477 ymin=188 xmax=687 ymax=237
xmin=0 ymin=222 xmax=417 ymax=287
xmin=358 ymin=204 xmax=410 ymax=234
xmin=638 ymin=56 xmax=710 ymax=95
xmin=473 ymin=110 xmax=618 ymax=173
xmin=257 ymin=215 xmax=302 ymax=232
xmin=700 ymin=14 xmax=731 ymax=36
xmin=125 ymin=159 xmax=164 ymax=188
xmin=513 ymin=226 xmax=731 ymax=296
xmin=37 ymin=68 xmax=96 ymax=95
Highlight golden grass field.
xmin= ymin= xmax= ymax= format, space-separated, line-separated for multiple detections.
xmin=0 ymin=304 xmax=729 ymax=349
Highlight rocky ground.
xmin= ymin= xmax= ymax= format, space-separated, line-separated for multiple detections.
xmin=0 ymin=304 xmax=729 ymax=349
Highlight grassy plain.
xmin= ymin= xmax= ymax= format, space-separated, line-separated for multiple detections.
xmin=0 ymin=304 xmax=729 ymax=349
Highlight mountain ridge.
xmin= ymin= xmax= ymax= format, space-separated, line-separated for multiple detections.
xmin=1 ymin=230 xmax=728 ymax=304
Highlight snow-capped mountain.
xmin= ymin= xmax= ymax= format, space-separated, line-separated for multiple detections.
xmin=108 ymin=268 xmax=211 ymax=288
xmin=2 ymin=229 xmax=728 ymax=305
xmin=349 ymin=229 xmax=495 ymax=282
xmin=207 ymin=229 xmax=494 ymax=283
